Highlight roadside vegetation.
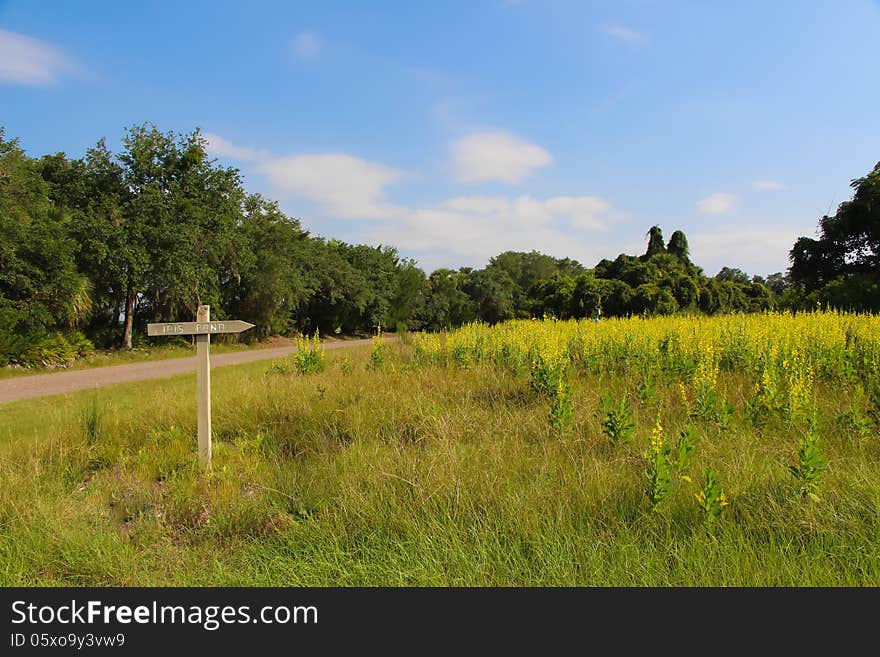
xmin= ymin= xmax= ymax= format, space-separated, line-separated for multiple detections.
xmin=0 ymin=339 xmax=288 ymax=380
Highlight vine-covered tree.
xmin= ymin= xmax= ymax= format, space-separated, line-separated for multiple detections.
xmin=667 ymin=230 xmax=690 ymax=260
xmin=644 ymin=225 xmax=666 ymax=258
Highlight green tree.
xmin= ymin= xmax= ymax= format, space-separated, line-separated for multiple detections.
xmin=531 ymin=273 xmax=576 ymax=319
xmin=716 ymin=267 xmax=751 ymax=285
xmin=0 ymin=130 xmax=87 ymax=337
xmin=301 ymin=239 xmax=371 ymax=334
xmin=388 ymin=259 xmax=427 ymax=332
xmin=644 ymin=225 xmax=667 ymax=258
xmin=631 ymin=283 xmax=679 ymax=315
xmin=121 ymin=124 xmax=245 ymax=337
xmin=419 ymin=269 xmax=477 ymax=330
xmin=598 ymin=279 xmax=635 ymax=317
xmin=765 ymin=272 xmax=788 ymax=296
xmin=43 ymin=142 xmax=134 ymax=346
xmin=44 ymin=124 xmax=246 ymax=348
xmin=486 ymin=251 xmax=583 ymax=318
xmin=465 ymin=267 xmax=517 ymax=324
xmin=229 ymin=194 xmax=312 ymax=339
xmin=789 ymin=161 xmax=880 ymax=311
xmin=666 ymin=230 xmax=690 ymax=260
xmin=569 ymin=272 xmax=604 ymax=318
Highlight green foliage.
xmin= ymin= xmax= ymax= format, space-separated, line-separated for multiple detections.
xmin=367 ymin=325 xmax=386 ymax=370
xmin=0 ymin=130 xmax=89 ymax=337
xmin=293 ymin=331 xmax=325 ymax=375
xmin=644 ymin=225 xmax=667 ymax=258
xmin=531 ymin=273 xmax=576 ymax=320
xmin=747 ymin=365 xmax=784 ymax=426
xmin=789 ymin=161 xmax=880 ymax=312
xmin=388 ymin=261 xmax=426 ymax=333
xmin=82 ymin=398 xmax=101 ymax=446
xmin=548 ymin=380 xmax=575 ymax=436
xmin=266 ymin=360 xmax=291 ymax=375
xmin=0 ymin=327 xmax=30 ymax=367
xmin=600 ymin=394 xmax=635 ymax=446
xmin=694 ymin=469 xmax=728 ymax=528
xmin=666 ymin=230 xmax=690 ymax=260
xmin=418 ymin=269 xmax=477 ymax=331
xmin=644 ymin=417 xmax=672 ymax=510
xmin=529 ymin=353 xmax=568 ymax=397
xmin=0 ymin=331 xmax=94 ymax=368
xmin=867 ymin=380 xmax=880 ymax=428
xmin=693 ymin=389 xmax=734 ymax=428
xmin=673 ymin=425 xmax=699 ymax=480
xmin=636 ymin=373 xmax=656 ymax=404
xmin=836 ymin=384 xmax=873 ymax=438
xmin=716 ymin=267 xmax=751 ymax=285
xmin=789 ymin=425 xmax=828 ymax=500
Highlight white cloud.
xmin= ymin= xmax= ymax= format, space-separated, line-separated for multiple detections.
xmin=440 ymin=194 xmax=610 ymax=230
xmin=452 ymin=131 xmax=552 ymax=184
xmin=293 ymin=32 xmax=321 ymax=60
xmin=0 ymin=29 xmax=77 ymax=85
xmin=203 ymin=132 xmax=267 ymax=162
xmin=203 ymin=133 xmax=615 ymax=270
xmin=600 ymin=23 xmax=649 ymax=47
xmin=260 ymin=153 xmax=404 ymax=220
xmin=689 ymin=224 xmax=803 ymax=276
xmin=753 ymin=180 xmax=785 ymax=191
xmin=202 ymin=133 xmax=404 ymax=219
xmin=696 ymin=192 xmax=736 ymax=215
xmin=442 ymin=196 xmax=510 ymax=215
xmin=361 ymin=193 xmax=614 ymax=271
xmin=544 ymin=196 xmax=611 ymax=229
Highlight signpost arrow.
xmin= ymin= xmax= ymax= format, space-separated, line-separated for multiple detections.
xmin=147 ymin=308 xmax=255 ymax=468
xmin=147 ymin=320 xmax=255 ymax=336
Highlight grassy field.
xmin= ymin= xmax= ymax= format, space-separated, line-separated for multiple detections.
xmin=1 ymin=313 xmax=879 ymax=586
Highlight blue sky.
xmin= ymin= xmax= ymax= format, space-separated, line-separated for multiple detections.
xmin=2 ymin=1 xmax=879 ymax=276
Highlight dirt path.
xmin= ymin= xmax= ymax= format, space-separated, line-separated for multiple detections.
xmin=0 ymin=338 xmax=377 ymax=404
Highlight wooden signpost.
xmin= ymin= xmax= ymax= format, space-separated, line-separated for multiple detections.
xmin=147 ymin=306 xmax=254 ymax=468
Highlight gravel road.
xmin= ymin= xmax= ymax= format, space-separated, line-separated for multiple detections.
xmin=0 ymin=338 xmax=376 ymax=404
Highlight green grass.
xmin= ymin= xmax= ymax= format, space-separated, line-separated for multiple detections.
xmin=1 ymin=344 xmax=879 ymax=585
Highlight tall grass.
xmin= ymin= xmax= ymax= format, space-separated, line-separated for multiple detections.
xmin=0 ymin=315 xmax=879 ymax=586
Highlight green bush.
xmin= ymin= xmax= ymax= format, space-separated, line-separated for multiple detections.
xmin=0 ymin=331 xmax=95 ymax=368
xmin=294 ymin=331 xmax=326 ymax=375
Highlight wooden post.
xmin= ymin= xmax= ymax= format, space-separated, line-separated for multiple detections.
xmin=147 ymin=313 xmax=253 ymax=469
xmin=196 ymin=304 xmax=211 ymax=468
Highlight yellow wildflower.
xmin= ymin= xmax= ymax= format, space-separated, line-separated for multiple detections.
xmin=651 ymin=416 xmax=663 ymax=454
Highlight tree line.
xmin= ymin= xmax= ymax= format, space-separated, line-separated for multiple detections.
xmin=1 ymin=123 xmax=877 ymax=366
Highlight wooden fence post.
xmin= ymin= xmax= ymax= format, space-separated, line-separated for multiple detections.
xmin=196 ymin=304 xmax=211 ymax=468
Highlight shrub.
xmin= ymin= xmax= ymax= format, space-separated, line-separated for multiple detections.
xmin=694 ymin=469 xmax=729 ymax=528
xmin=600 ymin=394 xmax=635 ymax=446
xmin=549 ymin=379 xmax=575 ymax=436
xmin=294 ymin=331 xmax=325 ymax=375
xmin=367 ymin=325 xmax=386 ymax=371
xmin=3 ymin=331 xmax=95 ymax=368
xmin=789 ymin=423 xmax=828 ymax=501
xmin=644 ymin=416 xmax=672 ymax=510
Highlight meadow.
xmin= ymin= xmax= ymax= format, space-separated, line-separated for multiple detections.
xmin=1 ymin=311 xmax=879 ymax=586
